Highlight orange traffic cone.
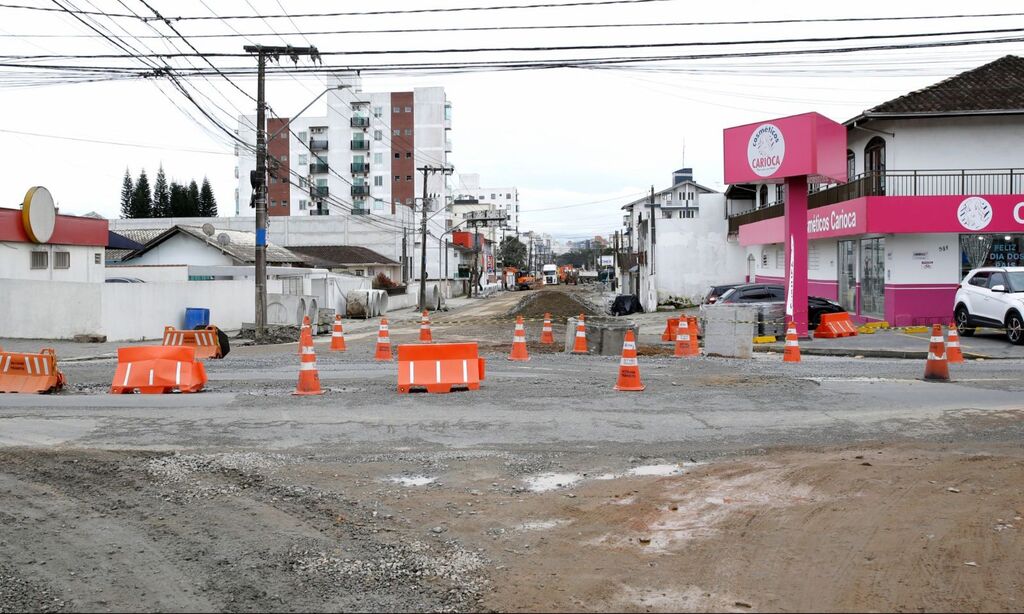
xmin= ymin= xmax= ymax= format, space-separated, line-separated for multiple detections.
xmin=924 ymin=324 xmax=950 ymax=381
xmin=419 ymin=310 xmax=433 ymax=343
xmin=330 ymin=315 xmax=346 ymax=352
xmin=375 ymin=318 xmax=393 ymax=361
xmin=509 ymin=316 xmax=530 ymax=361
xmin=298 ymin=315 xmax=312 ymax=354
xmin=614 ymin=329 xmax=645 ymax=391
xmin=571 ymin=314 xmax=588 ymax=354
xmin=783 ymin=320 xmax=801 ymax=363
xmin=946 ymin=321 xmax=964 ymax=364
xmin=539 ymin=313 xmax=555 ymax=345
xmin=293 ymin=324 xmax=325 ymax=396
xmin=674 ymin=317 xmax=698 ymax=357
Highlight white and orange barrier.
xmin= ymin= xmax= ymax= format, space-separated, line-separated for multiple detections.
xmin=813 ymin=312 xmax=858 ymax=339
xmin=110 ymin=346 xmax=207 ymax=394
xmin=0 ymin=348 xmax=66 ymax=394
xmin=397 ymin=342 xmax=486 ymax=394
xmin=162 ymin=325 xmax=224 ymax=360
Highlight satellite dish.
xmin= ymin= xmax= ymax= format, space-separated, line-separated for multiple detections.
xmin=21 ymin=186 xmax=56 ymax=244
xmin=217 ymin=233 xmax=231 ymax=246
xmin=201 ymin=223 xmax=216 ymax=236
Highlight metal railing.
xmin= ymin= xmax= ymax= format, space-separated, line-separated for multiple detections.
xmin=351 ymin=208 xmax=370 ymax=215
xmin=351 ymin=185 xmax=370 ymax=197
xmin=308 ymin=209 xmax=330 ymax=216
xmin=309 ymin=139 xmax=328 ymax=150
xmin=350 ymin=162 xmax=370 ymax=173
xmin=727 ymin=202 xmax=784 ymax=234
xmin=350 ymin=116 xmax=370 ymax=128
xmin=808 ymin=169 xmax=1024 ymax=208
xmin=350 ymin=140 xmax=370 ymax=150
xmin=312 ymin=186 xmax=329 ymax=198
xmin=309 ymin=163 xmax=329 ymax=174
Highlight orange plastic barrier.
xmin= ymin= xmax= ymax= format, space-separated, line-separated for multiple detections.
xmin=397 ymin=342 xmax=486 ymax=394
xmin=110 ymin=346 xmax=207 ymax=394
xmin=661 ymin=317 xmax=680 ymax=342
xmin=0 ymin=348 xmax=66 ymax=394
xmin=813 ymin=312 xmax=858 ymax=339
xmin=162 ymin=325 xmax=224 ymax=359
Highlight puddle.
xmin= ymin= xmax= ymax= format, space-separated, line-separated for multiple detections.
xmin=388 ymin=476 xmax=436 ymax=487
xmin=594 ymin=473 xmax=619 ymax=480
xmin=518 ymin=519 xmax=571 ymax=531
xmin=523 ymin=472 xmax=584 ymax=492
xmin=628 ymin=464 xmax=688 ymax=477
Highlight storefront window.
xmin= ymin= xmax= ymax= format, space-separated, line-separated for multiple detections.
xmin=861 ymin=238 xmax=885 ymax=318
xmin=838 ymin=240 xmax=857 ymax=312
xmin=960 ymin=234 xmax=1024 ymax=279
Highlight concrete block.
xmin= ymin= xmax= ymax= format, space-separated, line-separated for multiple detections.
xmin=563 ymin=317 xmax=639 ymax=356
xmin=704 ymin=306 xmax=755 ymax=359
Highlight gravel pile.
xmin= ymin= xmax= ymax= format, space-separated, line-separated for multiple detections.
xmin=144 ymin=452 xmax=288 ymax=482
xmin=237 ymin=325 xmax=301 ymax=345
xmin=0 ymin=563 xmax=67 ymax=613
xmin=509 ymin=290 xmax=600 ymax=320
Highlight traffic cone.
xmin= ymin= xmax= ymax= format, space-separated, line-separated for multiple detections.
xmin=783 ymin=320 xmax=801 ymax=363
xmin=924 ymin=324 xmax=950 ymax=381
xmin=539 ymin=313 xmax=555 ymax=345
xmin=330 ymin=315 xmax=346 ymax=352
xmin=614 ymin=329 xmax=645 ymax=391
xmin=298 ymin=315 xmax=312 ymax=354
xmin=375 ymin=318 xmax=393 ymax=361
xmin=293 ymin=324 xmax=325 ymax=395
xmin=419 ymin=310 xmax=433 ymax=343
xmin=674 ymin=317 xmax=698 ymax=357
xmin=946 ymin=321 xmax=964 ymax=364
xmin=571 ymin=314 xmax=588 ymax=354
xmin=509 ymin=316 xmax=530 ymax=361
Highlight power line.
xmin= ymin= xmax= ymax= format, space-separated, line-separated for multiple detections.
xmin=0 ymin=127 xmax=233 ymax=153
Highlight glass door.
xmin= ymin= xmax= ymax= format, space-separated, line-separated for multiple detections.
xmin=860 ymin=238 xmax=886 ymax=318
xmin=837 ymin=240 xmax=857 ymax=312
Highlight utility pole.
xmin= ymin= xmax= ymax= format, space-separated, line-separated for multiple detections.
xmin=417 ymin=164 xmax=454 ymax=311
xmin=244 ymin=44 xmax=320 ymax=341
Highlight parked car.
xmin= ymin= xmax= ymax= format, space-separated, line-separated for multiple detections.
xmin=705 ymin=283 xmax=844 ymax=330
xmin=105 ymin=277 xmax=145 ymax=283
xmin=702 ymin=283 xmax=742 ymax=305
xmin=954 ymin=266 xmax=1024 ymax=345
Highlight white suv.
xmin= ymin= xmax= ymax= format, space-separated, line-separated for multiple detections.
xmin=954 ymin=267 xmax=1024 ymax=345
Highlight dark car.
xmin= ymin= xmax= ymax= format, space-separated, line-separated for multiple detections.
xmin=716 ymin=283 xmax=844 ymax=329
xmin=702 ymin=283 xmax=742 ymax=305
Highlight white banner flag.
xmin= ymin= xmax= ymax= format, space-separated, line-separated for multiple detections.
xmin=785 ymin=235 xmax=795 ymax=318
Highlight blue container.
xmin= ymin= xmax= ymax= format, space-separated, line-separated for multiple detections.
xmin=184 ymin=308 xmax=210 ymax=330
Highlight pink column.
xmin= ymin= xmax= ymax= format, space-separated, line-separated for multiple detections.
xmin=784 ymin=177 xmax=809 ymax=337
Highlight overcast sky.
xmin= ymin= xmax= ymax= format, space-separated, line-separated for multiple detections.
xmin=0 ymin=0 xmax=1022 ymax=240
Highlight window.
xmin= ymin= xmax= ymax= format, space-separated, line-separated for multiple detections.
xmin=491 ymin=193 xmax=496 ymax=200
xmin=406 ymin=175 xmax=413 ymax=181
xmin=846 ymin=149 xmax=855 ymax=180
xmin=374 ymin=199 xmax=385 ymax=211
xmin=282 ymin=200 xmax=288 ymax=209
xmin=373 ymin=106 xmax=382 ymax=118
xmin=270 ymin=200 xmax=277 ymax=208
xmin=758 ymin=185 xmax=768 ymax=208
xmin=297 ymin=131 xmax=307 ymax=142
xmin=393 ymin=129 xmax=400 ymax=136
xmin=31 ymin=251 xmax=47 ymax=269
xmin=775 ymin=246 xmax=784 ymax=269
xmin=406 ymin=152 xmax=412 ymax=159
xmin=775 ymin=184 xmax=784 ymax=203
xmin=374 ymin=175 xmax=383 ymax=187
xmin=280 ymin=132 xmax=287 ymax=140
xmin=94 ymin=253 xmax=101 ymax=264
xmin=298 ymin=154 xmax=307 ymax=165
xmin=404 ymin=129 xmax=412 ymax=136
xmin=54 ymin=251 xmax=70 ymax=269
xmin=393 ymin=106 xmax=400 ymax=113
xmin=989 ymin=272 xmax=1009 ymax=290
xmin=680 ymin=209 xmax=697 ymax=219
xmin=299 ymin=199 xmax=308 ymax=210
xmin=373 ymin=152 xmax=383 ymax=164
xmin=865 ymin=136 xmax=886 ymax=195
xmin=968 ymin=272 xmax=991 ymax=287
xmin=372 ymin=130 xmax=381 ymax=141
xmin=506 ymin=193 xmax=511 ymax=199
xmin=404 ymin=106 xmax=412 ymax=113
xmin=394 ymin=175 xmax=400 ymax=181
xmin=760 ymin=249 xmax=768 ymax=267
xmin=280 ymin=155 xmax=287 ymax=162
xmin=394 ymin=152 xmax=401 ymax=159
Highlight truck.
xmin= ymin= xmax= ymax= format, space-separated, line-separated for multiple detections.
xmin=542 ymin=264 xmax=558 ymax=285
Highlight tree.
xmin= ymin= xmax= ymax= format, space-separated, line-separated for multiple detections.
xmin=119 ymin=169 xmax=133 ymax=219
xmin=152 ymin=165 xmax=170 ymax=217
xmin=498 ymin=236 xmax=527 ymax=271
xmin=129 ymin=169 xmax=152 ymax=218
xmin=199 ymin=177 xmax=218 ymax=217
xmin=169 ymin=182 xmax=189 ymax=217
xmin=187 ymin=180 xmax=201 ymax=216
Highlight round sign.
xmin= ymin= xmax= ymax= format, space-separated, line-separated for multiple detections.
xmin=21 ymin=186 xmax=56 ymax=243
xmin=956 ymin=196 xmax=993 ymax=231
xmin=747 ymin=123 xmax=786 ymax=177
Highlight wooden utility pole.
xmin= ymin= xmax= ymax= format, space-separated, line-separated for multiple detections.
xmin=417 ymin=165 xmax=454 ymax=310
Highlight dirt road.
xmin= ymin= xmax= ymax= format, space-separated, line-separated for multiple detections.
xmin=1 ymin=287 xmax=1023 ymax=612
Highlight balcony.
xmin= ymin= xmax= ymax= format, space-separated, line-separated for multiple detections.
xmin=308 ymin=208 xmax=330 ymax=216
xmin=351 ymin=185 xmax=370 ymax=197
xmin=312 ymin=186 xmax=329 ymax=198
xmin=352 ymin=208 xmax=370 ymax=216
xmin=309 ymin=139 xmax=328 ymax=151
xmin=350 ymin=162 xmax=370 ymax=173
xmin=350 ymin=116 xmax=370 ymax=128
xmin=728 ymin=169 xmax=1024 ymax=234
xmin=309 ymin=163 xmax=329 ymax=174
xmin=350 ymin=139 xmax=369 ymax=151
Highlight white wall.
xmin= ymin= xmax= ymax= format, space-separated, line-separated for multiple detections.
xmin=127 ymin=233 xmax=235 ymax=267
xmin=0 ymin=242 xmax=104 ymax=282
xmin=101 ymin=280 xmax=255 ymax=341
xmin=0 ymin=279 xmax=102 ymax=339
xmin=106 ymin=265 xmax=189 ymax=282
xmin=888 ymin=233 xmax=960 ymax=285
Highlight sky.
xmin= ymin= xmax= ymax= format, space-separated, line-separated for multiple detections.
xmin=0 ymin=0 xmax=1022 ymax=241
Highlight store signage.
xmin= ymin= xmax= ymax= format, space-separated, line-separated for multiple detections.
xmin=748 ymin=124 xmax=785 ymax=177
xmin=1015 ymin=201 xmax=1024 ymax=224
xmin=957 ymin=196 xmax=994 ymax=231
xmin=806 ymin=203 xmax=864 ymax=238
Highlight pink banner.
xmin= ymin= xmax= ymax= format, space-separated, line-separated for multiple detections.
xmin=723 ymin=112 xmax=847 ymax=185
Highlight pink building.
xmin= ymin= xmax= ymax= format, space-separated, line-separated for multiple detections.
xmin=728 ymin=55 xmax=1024 ymax=326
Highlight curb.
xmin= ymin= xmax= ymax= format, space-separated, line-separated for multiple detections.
xmin=752 ymin=345 xmax=1003 ymax=360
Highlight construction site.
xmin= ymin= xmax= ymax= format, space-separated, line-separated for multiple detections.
xmin=1 ymin=285 xmax=1023 ymax=612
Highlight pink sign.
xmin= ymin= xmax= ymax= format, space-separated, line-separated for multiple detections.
xmin=805 ymin=200 xmax=867 ymax=238
xmin=723 ymin=112 xmax=848 ymax=185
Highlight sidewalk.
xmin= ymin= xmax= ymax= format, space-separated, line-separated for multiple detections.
xmin=757 ymin=328 xmax=1023 ymax=360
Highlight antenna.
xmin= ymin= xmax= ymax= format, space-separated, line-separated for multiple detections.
xmin=681 ymin=136 xmax=686 ymax=168
xmin=201 ymin=223 xmax=215 ymax=237
xmin=217 ymin=233 xmax=231 ymax=246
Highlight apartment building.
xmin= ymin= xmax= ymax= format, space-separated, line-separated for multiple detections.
xmin=455 ymin=173 xmax=520 ymax=232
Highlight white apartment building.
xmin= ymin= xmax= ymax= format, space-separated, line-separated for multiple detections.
xmin=456 ymin=173 xmax=520 ymax=232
